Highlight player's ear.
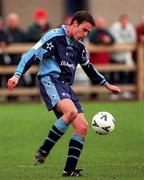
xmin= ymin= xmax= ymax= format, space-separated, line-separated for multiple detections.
xmin=73 ymin=20 xmax=78 ymax=27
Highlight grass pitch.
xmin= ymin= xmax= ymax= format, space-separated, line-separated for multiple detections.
xmin=0 ymin=101 xmax=144 ymax=180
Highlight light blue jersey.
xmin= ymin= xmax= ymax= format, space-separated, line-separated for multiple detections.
xmin=15 ymin=25 xmax=107 ymax=85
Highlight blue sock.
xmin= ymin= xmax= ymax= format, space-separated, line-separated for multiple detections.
xmin=64 ymin=134 xmax=85 ymax=172
xmin=40 ymin=117 xmax=69 ymax=152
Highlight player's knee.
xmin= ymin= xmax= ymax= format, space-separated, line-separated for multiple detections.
xmin=69 ymin=109 xmax=78 ymax=120
xmin=65 ymin=109 xmax=78 ymax=122
xmin=82 ymin=122 xmax=89 ymax=134
xmin=77 ymin=122 xmax=89 ymax=136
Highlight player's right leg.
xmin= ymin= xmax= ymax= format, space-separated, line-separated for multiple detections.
xmin=34 ymin=76 xmax=78 ymax=164
xmin=35 ymin=99 xmax=78 ymax=165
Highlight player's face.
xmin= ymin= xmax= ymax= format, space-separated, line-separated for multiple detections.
xmin=72 ymin=21 xmax=93 ymax=41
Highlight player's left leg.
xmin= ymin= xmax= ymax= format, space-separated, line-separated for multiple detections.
xmin=34 ymin=99 xmax=78 ymax=165
xmin=63 ymin=113 xmax=89 ymax=176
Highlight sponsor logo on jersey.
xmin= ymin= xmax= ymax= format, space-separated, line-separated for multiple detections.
xmin=60 ymin=60 xmax=75 ymax=70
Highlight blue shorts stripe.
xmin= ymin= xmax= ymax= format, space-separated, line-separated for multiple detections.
xmin=40 ymin=76 xmax=60 ymax=109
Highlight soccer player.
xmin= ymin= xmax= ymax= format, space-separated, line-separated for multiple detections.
xmin=7 ymin=11 xmax=121 ymax=176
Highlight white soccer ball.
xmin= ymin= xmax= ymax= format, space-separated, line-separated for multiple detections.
xmin=92 ymin=111 xmax=115 ymax=135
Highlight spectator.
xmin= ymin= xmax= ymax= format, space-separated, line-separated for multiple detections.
xmin=5 ymin=13 xmax=26 ymax=100
xmin=0 ymin=17 xmax=9 ymax=88
xmin=134 ymin=14 xmax=144 ymax=71
xmin=0 ymin=17 xmax=9 ymax=65
xmin=64 ymin=16 xmax=72 ymax=25
xmin=6 ymin=12 xmax=26 ymax=65
xmin=26 ymin=8 xmax=51 ymax=92
xmin=110 ymin=15 xmax=136 ymax=99
xmin=136 ymin=14 xmax=144 ymax=44
xmin=89 ymin=16 xmax=115 ymax=64
xmin=0 ymin=17 xmax=8 ymax=46
xmin=27 ymin=8 xmax=51 ymax=42
xmin=88 ymin=16 xmax=115 ymax=99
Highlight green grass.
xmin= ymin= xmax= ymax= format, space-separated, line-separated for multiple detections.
xmin=0 ymin=101 xmax=144 ymax=180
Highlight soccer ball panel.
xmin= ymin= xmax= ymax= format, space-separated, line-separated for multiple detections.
xmin=92 ymin=111 xmax=115 ymax=135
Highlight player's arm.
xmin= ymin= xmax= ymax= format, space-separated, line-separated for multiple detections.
xmin=7 ymin=31 xmax=56 ymax=90
xmin=7 ymin=44 xmax=41 ymax=90
xmin=81 ymin=62 xmax=107 ymax=85
xmin=81 ymin=62 xmax=121 ymax=94
xmin=79 ymin=47 xmax=121 ymax=94
xmin=7 ymin=49 xmax=39 ymax=90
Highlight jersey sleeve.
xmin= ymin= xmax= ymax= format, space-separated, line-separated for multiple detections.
xmin=14 ymin=31 xmax=56 ymax=77
xmin=79 ymin=46 xmax=108 ymax=85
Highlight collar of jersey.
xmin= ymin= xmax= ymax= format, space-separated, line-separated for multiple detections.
xmin=62 ymin=24 xmax=74 ymax=46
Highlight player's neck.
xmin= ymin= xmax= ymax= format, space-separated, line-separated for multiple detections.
xmin=66 ymin=26 xmax=74 ymax=39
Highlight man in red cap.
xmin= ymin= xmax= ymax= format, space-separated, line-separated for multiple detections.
xmin=27 ymin=8 xmax=51 ymax=42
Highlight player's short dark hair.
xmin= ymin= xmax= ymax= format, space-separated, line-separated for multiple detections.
xmin=70 ymin=11 xmax=95 ymax=27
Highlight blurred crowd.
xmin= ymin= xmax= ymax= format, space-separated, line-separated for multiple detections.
xmin=0 ymin=8 xmax=51 ymax=101
xmin=0 ymin=8 xmax=144 ymax=101
xmin=87 ymin=14 xmax=143 ymax=100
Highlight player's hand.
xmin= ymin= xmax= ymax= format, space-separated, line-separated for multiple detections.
xmin=7 ymin=75 xmax=20 ymax=91
xmin=105 ymin=83 xmax=122 ymax=94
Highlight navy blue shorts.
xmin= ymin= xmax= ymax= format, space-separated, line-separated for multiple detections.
xmin=39 ymin=75 xmax=83 ymax=118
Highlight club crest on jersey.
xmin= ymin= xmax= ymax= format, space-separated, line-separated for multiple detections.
xmin=66 ymin=52 xmax=73 ymax=57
